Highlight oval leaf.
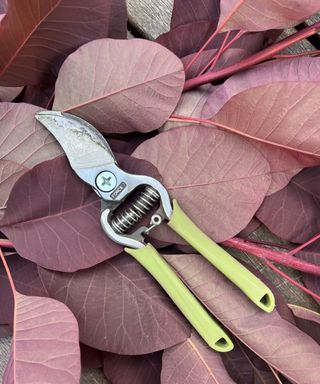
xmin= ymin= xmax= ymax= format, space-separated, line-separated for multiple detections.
xmin=4 ymin=292 xmax=80 ymax=383
xmin=103 ymin=351 xmax=162 ymax=384
xmin=53 ymin=38 xmax=185 ymax=134
xmin=0 ymin=103 xmax=62 ymax=220
xmin=133 ymin=126 xmax=271 ymax=242
xmin=0 ymin=0 xmax=127 ymax=86
xmin=256 ymin=166 xmax=320 ymax=243
xmin=161 ymin=330 xmax=236 ymax=384
xmin=213 ymin=81 xmax=320 ymax=156
xmin=164 ymin=253 xmax=320 ymax=384
xmin=0 ymin=86 xmax=23 ymax=101
xmin=203 ymin=57 xmax=320 ymax=194
xmin=171 ymin=0 xmax=220 ymax=28
xmin=38 ymin=253 xmax=190 ymax=355
xmin=1 ymin=154 xmax=161 ymax=272
xmin=0 ymin=254 xmax=47 ymax=326
xmin=219 ymin=0 xmax=320 ymax=31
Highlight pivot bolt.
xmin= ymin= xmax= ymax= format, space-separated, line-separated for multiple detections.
xmin=95 ymin=171 xmax=117 ymax=192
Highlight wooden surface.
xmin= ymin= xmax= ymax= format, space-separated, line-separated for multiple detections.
xmin=1 ymin=3 xmax=319 ymax=383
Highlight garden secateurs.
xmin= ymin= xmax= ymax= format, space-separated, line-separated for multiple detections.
xmin=35 ymin=111 xmax=275 ymax=352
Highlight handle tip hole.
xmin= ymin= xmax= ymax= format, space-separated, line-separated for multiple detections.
xmin=214 ymin=337 xmax=233 ymax=351
xmin=260 ymin=293 xmax=275 ymax=312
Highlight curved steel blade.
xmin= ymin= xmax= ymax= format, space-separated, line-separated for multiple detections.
xmin=35 ymin=111 xmax=116 ymax=185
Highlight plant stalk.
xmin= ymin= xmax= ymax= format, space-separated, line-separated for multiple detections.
xmin=184 ymin=21 xmax=320 ymax=91
xmin=222 ymin=237 xmax=320 ymax=276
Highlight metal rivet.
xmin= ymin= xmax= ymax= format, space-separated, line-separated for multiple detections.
xmin=95 ymin=171 xmax=117 ymax=192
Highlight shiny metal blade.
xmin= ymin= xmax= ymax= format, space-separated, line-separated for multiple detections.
xmin=35 ymin=111 xmax=116 ymax=172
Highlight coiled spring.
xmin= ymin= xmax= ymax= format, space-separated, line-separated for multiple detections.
xmin=111 ymin=186 xmax=160 ymax=233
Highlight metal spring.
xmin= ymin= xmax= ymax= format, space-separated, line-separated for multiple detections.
xmin=111 ymin=186 xmax=160 ymax=233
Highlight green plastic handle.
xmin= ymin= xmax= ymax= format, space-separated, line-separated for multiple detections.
xmin=168 ymin=200 xmax=275 ymax=313
xmin=125 ymin=243 xmax=233 ymax=352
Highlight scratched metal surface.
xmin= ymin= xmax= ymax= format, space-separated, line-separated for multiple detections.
xmin=1 ymin=2 xmax=319 ymax=383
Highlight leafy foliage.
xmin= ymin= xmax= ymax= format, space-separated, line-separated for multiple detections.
xmin=0 ymin=0 xmax=320 ymax=383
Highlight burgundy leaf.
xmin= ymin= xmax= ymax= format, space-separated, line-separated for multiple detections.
xmin=171 ymin=0 xmax=220 ymax=28
xmin=53 ymin=38 xmax=185 ymax=134
xmin=288 ymin=304 xmax=320 ymax=325
xmin=21 ymin=85 xmax=55 ymax=109
xmin=3 ymin=292 xmax=81 ymax=383
xmin=0 ymin=0 xmax=6 ymax=14
xmin=1 ymin=153 xmax=161 ymax=272
xmin=38 ymin=252 xmax=190 ymax=355
xmin=133 ymin=126 xmax=271 ymax=243
xmin=0 ymin=0 xmax=127 ymax=86
xmin=0 ymin=103 xmax=62 ymax=220
xmin=0 ymin=254 xmax=48 ymax=326
xmin=80 ymin=343 xmax=103 ymax=369
xmin=218 ymin=0 xmax=320 ymax=31
xmin=0 ymin=86 xmax=23 ymax=101
xmin=156 ymin=20 xmax=216 ymax=58
xmin=0 ymin=324 xmax=11 ymax=337
xmin=256 ymin=167 xmax=320 ymax=243
xmin=288 ymin=304 xmax=320 ymax=345
xmin=163 ymin=253 xmax=320 ymax=384
xmin=221 ymin=342 xmax=254 ymax=384
xmin=203 ymin=57 xmax=320 ymax=194
xmin=161 ymin=330 xmax=236 ymax=384
xmin=103 ymin=351 xmax=162 ymax=384
xmin=213 ymin=83 xmax=320 ymax=157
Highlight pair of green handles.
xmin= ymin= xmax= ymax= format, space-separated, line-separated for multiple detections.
xmin=126 ymin=200 xmax=275 ymax=352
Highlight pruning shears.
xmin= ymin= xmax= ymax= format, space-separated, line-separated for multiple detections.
xmin=35 ymin=111 xmax=275 ymax=352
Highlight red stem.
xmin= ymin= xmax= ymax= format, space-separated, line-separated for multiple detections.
xmin=274 ymin=50 xmax=320 ymax=59
xmin=185 ymin=28 xmax=220 ymax=72
xmin=263 ymin=259 xmax=320 ymax=301
xmin=199 ymin=30 xmax=245 ymax=75
xmin=288 ymin=233 xmax=320 ymax=256
xmin=184 ymin=21 xmax=320 ymax=91
xmin=169 ymin=114 xmax=320 ymax=158
xmin=0 ymin=239 xmax=15 ymax=249
xmin=198 ymin=31 xmax=231 ymax=75
xmin=222 ymin=237 xmax=320 ymax=276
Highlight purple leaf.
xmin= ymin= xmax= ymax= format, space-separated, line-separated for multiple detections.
xmin=288 ymin=304 xmax=320 ymax=325
xmin=133 ymin=126 xmax=271 ymax=243
xmin=0 ymin=0 xmax=127 ymax=86
xmin=203 ymin=57 xmax=320 ymax=194
xmin=256 ymin=167 xmax=320 ymax=243
xmin=53 ymin=39 xmax=185 ymax=134
xmin=218 ymin=0 xmax=320 ymax=31
xmin=0 ymin=324 xmax=11 ymax=337
xmin=0 ymin=103 xmax=62 ymax=220
xmin=0 ymin=86 xmax=23 ymax=101
xmin=161 ymin=330 xmax=236 ymax=384
xmin=4 ymin=292 xmax=81 ymax=383
xmin=80 ymin=343 xmax=103 ymax=369
xmin=156 ymin=20 xmax=217 ymax=58
xmin=221 ymin=342 xmax=255 ymax=384
xmin=1 ymin=154 xmax=161 ymax=272
xmin=38 ymin=252 xmax=190 ymax=355
xmin=103 ymin=351 xmax=162 ymax=384
xmin=0 ymin=254 xmax=48 ymax=326
xmin=0 ymin=0 xmax=6 ymax=14
xmin=163 ymin=253 xmax=320 ymax=384
xmin=21 ymin=85 xmax=55 ymax=109
xmin=171 ymin=0 xmax=220 ymax=28
xmin=288 ymin=304 xmax=320 ymax=345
